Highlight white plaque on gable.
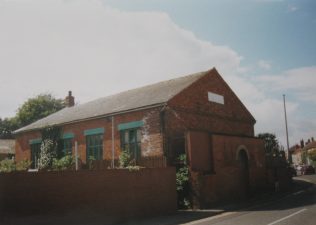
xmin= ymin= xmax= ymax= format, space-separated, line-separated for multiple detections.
xmin=208 ymin=92 xmax=224 ymax=104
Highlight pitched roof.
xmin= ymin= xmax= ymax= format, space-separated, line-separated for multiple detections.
xmin=0 ymin=139 xmax=15 ymax=154
xmin=14 ymin=69 xmax=209 ymax=134
xmin=303 ymin=141 xmax=316 ymax=151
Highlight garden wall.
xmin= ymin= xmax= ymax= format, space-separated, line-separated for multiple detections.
xmin=0 ymin=168 xmax=176 ymax=223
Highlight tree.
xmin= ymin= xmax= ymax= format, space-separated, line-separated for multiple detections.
xmin=0 ymin=117 xmax=19 ymax=139
xmin=307 ymin=149 xmax=316 ymax=162
xmin=257 ymin=133 xmax=280 ymax=155
xmin=16 ymin=94 xmax=64 ymax=127
xmin=0 ymin=94 xmax=64 ymax=139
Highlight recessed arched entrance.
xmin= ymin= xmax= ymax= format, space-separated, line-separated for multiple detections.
xmin=237 ymin=148 xmax=250 ymax=198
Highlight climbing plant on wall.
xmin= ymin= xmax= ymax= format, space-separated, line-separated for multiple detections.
xmin=38 ymin=126 xmax=61 ymax=170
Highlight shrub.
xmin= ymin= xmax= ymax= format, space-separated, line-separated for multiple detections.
xmin=176 ymin=154 xmax=190 ymax=208
xmin=0 ymin=158 xmax=16 ymax=173
xmin=52 ymin=155 xmax=74 ymax=171
xmin=16 ymin=159 xmax=31 ymax=171
xmin=119 ymin=150 xmax=132 ymax=168
xmin=88 ymin=156 xmax=96 ymax=170
xmin=126 ymin=165 xmax=142 ymax=171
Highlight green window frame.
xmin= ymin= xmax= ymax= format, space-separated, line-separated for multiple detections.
xmin=120 ymin=128 xmax=141 ymax=163
xmin=61 ymin=138 xmax=73 ymax=156
xmin=30 ymin=142 xmax=41 ymax=169
xmin=60 ymin=132 xmax=74 ymax=157
xmin=86 ymin=134 xmax=103 ymax=161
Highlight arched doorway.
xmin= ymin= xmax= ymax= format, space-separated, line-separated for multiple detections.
xmin=238 ymin=149 xmax=250 ymax=198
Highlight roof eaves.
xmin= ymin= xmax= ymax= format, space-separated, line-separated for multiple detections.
xmin=14 ymin=102 xmax=165 ymax=135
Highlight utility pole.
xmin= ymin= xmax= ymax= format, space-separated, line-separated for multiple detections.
xmin=283 ymin=94 xmax=292 ymax=164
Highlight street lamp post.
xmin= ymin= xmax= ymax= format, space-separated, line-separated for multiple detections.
xmin=283 ymin=94 xmax=292 ymax=164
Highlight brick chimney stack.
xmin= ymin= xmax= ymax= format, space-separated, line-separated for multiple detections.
xmin=65 ymin=91 xmax=75 ymax=107
xmin=300 ymin=139 xmax=304 ymax=148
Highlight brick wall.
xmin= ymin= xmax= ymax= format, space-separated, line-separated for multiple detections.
xmin=187 ymin=132 xmax=266 ymax=208
xmin=0 ymin=168 xmax=176 ymax=222
xmin=15 ymin=107 xmax=164 ymax=163
xmin=15 ymin=130 xmax=41 ymax=162
xmin=167 ymin=69 xmax=255 ymax=137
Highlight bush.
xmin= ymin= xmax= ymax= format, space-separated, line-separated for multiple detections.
xmin=52 ymin=155 xmax=74 ymax=171
xmin=88 ymin=156 xmax=96 ymax=170
xmin=119 ymin=150 xmax=133 ymax=168
xmin=126 ymin=165 xmax=142 ymax=171
xmin=0 ymin=158 xmax=16 ymax=173
xmin=16 ymin=159 xmax=31 ymax=171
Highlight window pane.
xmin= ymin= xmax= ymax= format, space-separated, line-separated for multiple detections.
xmin=119 ymin=128 xmax=142 ymax=164
xmin=62 ymin=138 xmax=72 ymax=156
xmin=129 ymin=130 xmax=136 ymax=143
xmin=124 ymin=131 xmax=129 ymax=144
xmin=137 ymin=129 xmax=141 ymax=142
xmin=86 ymin=134 xmax=103 ymax=160
xmin=30 ymin=143 xmax=41 ymax=169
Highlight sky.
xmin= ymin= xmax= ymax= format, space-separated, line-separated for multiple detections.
xmin=0 ymin=0 xmax=315 ymax=147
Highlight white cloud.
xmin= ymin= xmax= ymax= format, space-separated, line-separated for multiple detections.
xmin=248 ymin=66 xmax=316 ymax=146
xmin=258 ymin=60 xmax=271 ymax=70
xmin=287 ymin=4 xmax=299 ymax=12
xmin=257 ymin=67 xmax=316 ymax=104
xmin=0 ymin=0 xmax=314 ymax=147
xmin=0 ymin=0 xmax=244 ymax=116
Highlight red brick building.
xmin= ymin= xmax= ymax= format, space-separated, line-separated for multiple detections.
xmin=14 ymin=68 xmax=266 ymax=206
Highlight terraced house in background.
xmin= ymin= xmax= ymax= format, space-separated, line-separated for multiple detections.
xmin=14 ymin=68 xmax=266 ymax=206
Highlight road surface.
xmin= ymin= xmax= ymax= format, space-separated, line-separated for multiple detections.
xmin=183 ymin=175 xmax=316 ymax=225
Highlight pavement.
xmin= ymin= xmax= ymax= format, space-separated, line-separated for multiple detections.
xmin=1 ymin=175 xmax=315 ymax=225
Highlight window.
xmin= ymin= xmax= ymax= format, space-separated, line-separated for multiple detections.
xmin=30 ymin=143 xmax=41 ymax=169
xmin=62 ymin=138 xmax=72 ymax=156
xmin=120 ymin=128 xmax=141 ymax=163
xmin=57 ymin=133 xmax=74 ymax=158
xmin=208 ymin=91 xmax=224 ymax=104
xmin=86 ymin=134 xmax=103 ymax=160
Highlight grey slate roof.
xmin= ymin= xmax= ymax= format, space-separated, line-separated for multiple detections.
xmin=14 ymin=69 xmax=210 ymax=134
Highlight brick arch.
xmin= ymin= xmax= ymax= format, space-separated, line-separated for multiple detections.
xmin=236 ymin=145 xmax=250 ymax=161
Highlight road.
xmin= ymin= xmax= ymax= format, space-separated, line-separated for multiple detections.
xmin=183 ymin=175 xmax=316 ymax=225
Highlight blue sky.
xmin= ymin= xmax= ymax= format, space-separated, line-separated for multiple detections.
xmin=103 ymin=0 xmax=316 ymax=72
xmin=0 ymin=0 xmax=315 ymax=146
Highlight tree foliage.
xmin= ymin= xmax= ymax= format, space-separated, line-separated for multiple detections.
xmin=0 ymin=117 xmax=19 ymax=139
xmin=308 ymin=149 xmax=316 ymax=162
xmin=16 ymin=94 xmax=64 ymax=127
xmin=257 ymin=133 xmax=280 ymax=155
xmin=0 ymin=94 xmax=64 ymax=139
